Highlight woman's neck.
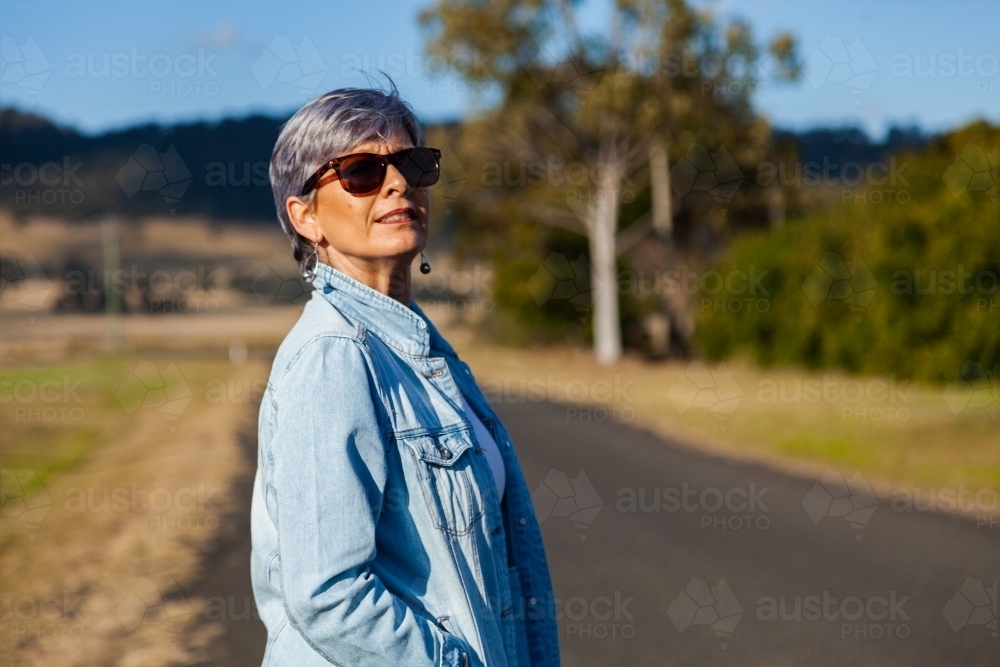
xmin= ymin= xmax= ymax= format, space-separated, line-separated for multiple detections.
xmin=319 ymin=250 xmax=414 ymax=306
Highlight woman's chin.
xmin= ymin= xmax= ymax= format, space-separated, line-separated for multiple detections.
xmin=374 ymin=224 xmax=425 ymax=252
xmin=370 ymin=236 xmax=426 ymax=262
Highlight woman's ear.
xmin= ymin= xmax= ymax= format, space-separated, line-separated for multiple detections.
xmin=286 ymin=196 xmax=319 ymax=243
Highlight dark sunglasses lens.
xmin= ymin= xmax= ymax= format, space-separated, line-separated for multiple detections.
xmin=399 ymin=148 xmax=441 ymax=188
xmin=339 ymin=157 xmax=385 ymax=193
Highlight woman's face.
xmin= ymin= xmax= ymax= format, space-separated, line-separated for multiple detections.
xmin=294 ymin=130 xmax=430 ymax=267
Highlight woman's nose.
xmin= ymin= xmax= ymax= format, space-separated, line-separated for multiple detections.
xmin=382 ymin=163 xmax=409 ymax=194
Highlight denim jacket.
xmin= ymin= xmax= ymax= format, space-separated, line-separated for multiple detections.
xmin=250 ymin=261 xmax=561 ymax=667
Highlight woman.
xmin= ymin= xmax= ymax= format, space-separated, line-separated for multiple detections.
xmin=250 ymin=85 xmax=561 ymax=667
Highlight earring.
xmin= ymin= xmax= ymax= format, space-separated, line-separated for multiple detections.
xmin=301 ymin=240 xmax=318 ymax=280
xmin=419 ymin=251 xmax=432 ymax=275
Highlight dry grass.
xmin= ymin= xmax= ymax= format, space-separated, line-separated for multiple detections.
xmin=426 ymin=304 xmax=1000 ymax=508
xmin=1 ymin=211 xmax=997 ymax=665
xmin=0 ymin=349 xmax=269 ymax=666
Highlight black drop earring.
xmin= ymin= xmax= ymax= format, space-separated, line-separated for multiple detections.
xmin=419 ymin=252 xmax=432 ymax=275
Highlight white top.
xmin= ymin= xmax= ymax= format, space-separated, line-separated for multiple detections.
xmin=458 ymin=392 xmax=505 ymax=500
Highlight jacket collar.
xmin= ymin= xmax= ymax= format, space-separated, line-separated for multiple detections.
xmin=310 ymin=261 xmax=456 ymax=359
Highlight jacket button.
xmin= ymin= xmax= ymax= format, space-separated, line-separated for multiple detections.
xmin=528 ymin=597 xmax=537 ymax=606
xmin=439 ymin=447 xmax=451 ymax=459
xmin=519 ymin=517 xmax=527 ymax=525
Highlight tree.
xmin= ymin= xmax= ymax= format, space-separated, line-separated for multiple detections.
xmin=422 ymin=0 xmax=799 ymax=362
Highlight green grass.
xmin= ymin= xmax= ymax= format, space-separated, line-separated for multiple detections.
xmin=0 ymin=357 xmax=132 ymax=487
xmin=0 ymin=351 xmax=239 ymax=490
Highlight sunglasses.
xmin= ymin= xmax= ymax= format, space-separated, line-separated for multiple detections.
xmin=300 ymin=146 xmax=442 ymax=197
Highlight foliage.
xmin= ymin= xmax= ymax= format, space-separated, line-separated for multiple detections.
xmin=696 ymin=121 xmax=1000 ymax=381
xmin=420 ymin=0 xmax=801 ymax=346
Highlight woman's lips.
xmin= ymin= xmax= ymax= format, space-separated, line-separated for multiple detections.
xmin=376 ymin=207 xmax=417 ymax=224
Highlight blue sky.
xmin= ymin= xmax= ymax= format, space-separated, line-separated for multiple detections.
xmin=1 ymin=0 xmax=997 ymax=138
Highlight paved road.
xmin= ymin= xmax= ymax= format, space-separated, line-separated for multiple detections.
xmin=191 ymin=400 xmax=1000 ymax=666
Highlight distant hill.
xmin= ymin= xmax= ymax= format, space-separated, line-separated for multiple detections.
xmin=0 ymin=108 xmax=287 ymax=222
xmin=772 ymin=125 xmax=932 ymax=169
xmin=0 ymin=106 xmax=932 ymax=224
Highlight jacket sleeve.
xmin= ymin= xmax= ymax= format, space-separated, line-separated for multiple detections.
xmin=266 ymin=334 xmax=473 ymax=667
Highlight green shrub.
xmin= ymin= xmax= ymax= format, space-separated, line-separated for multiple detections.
xmin=696 ymin=121 xmax=1000 ymax=381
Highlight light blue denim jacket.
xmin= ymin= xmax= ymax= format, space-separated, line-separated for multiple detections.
xmin=250 ymin=261 xmax=561 ymax=667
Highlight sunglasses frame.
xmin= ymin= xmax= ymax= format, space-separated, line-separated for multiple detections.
xmin=300 ymin=147 xmax=442 ymax=197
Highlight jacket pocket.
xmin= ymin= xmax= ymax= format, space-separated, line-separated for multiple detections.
xmin=399 ymin=429 xmax=483 ymax=535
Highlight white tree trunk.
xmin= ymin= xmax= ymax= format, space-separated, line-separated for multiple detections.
xmin=649 ymin=139 xmax=673 ymax=239
xmin=589 ymin=159 xmax=622 ymax=364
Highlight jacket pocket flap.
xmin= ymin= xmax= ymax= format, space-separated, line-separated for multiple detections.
xmin=399 ymin=430 xmax=473 ymax=467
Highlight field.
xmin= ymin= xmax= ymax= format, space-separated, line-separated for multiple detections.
xmin=435 ymin=317 xmax=1000 ymax=502
xmin=1 ymin=214 xmax=997 ymax=664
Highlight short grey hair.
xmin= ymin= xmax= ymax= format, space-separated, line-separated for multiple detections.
xmin=269 ymin=84 xmax=425 ymax=271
